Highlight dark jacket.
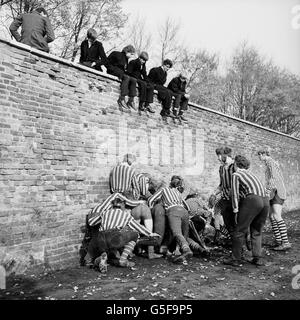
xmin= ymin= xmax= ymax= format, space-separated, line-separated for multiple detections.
xmin=9 ymin=11 xmax=55 ymax=53
xmin=107 ymin=51 xmax=128 ymax=72
xmin=79 ymin=39 xmax=108 ymax=68
xmin=167 ymin=76 xmax=187 ymax=95
xmin=148 ymin=66 xmax=167 ymax=86
xmin=127 ymin=58 xmax=149 ymax=81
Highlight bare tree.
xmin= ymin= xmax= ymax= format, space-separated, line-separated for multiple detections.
xmin=0 ymin=0 xmax=14 ymax=6
xmin=225 ymin=41 xmax=300 ymax=136
xmin=157 ymin=16 xmax=182 ymax=63
xmin=176 ymin=48 xmax=223 ymax=110
xmin=125 ymin=15 xmax=152 ymax=55
xmin=0 ymin=0 xmax=128 ymax=61
xmin=51 ymin=0 xmax=128 ymax=60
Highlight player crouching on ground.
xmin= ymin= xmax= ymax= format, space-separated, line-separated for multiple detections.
xmin=87 ymin=198 xmax=160 ymax=273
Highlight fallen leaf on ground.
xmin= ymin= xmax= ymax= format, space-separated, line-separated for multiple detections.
xmin=150 ymin=292 xmax=161 ymax=297
xmin=183 ymin=293 xmax=196 ymax=299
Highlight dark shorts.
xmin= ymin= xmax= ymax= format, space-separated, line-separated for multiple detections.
xmin=88 ymin=227 xmax=138 ymax=259
xmin=270 ymin=190 xmax=285 ymax=206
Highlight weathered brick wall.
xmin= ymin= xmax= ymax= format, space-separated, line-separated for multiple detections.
xmin=0 ymin=39 xmax=299 ymax=273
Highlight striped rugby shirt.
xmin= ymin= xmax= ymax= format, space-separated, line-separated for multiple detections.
xmin=134 ymin=173 xmax=150 ymax=199
xmin=216 ymin=162 xmax=235 ymax=200
xmin=264 ymin=157 xmax=286 ymax=200
xmin=148 ymin=187 xmax=190 ymax=211
xmin=232 ymin=169 xmax=266 ymax=212
xmin=88 ymin=193 xmax=142 ymax=226
xmin=109 ymin=162 xmax=139 ymax=196
xmin=99 ymin=208 xmax=152 ymax=236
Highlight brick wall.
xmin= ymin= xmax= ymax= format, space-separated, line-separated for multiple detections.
xmin=0 ymin=39 xmax=299 ymax=273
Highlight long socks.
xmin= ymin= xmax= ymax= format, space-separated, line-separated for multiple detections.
xmin=277 ymin=219 xmax=289 ymax=245
xmin=270 ymin=217 xmax=282 ymax=244
xmin=119 ymin=241 xmax=136 ymax=264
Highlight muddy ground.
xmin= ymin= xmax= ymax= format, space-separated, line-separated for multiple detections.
xmin=0 ymin=210 xmax=299 ymax=300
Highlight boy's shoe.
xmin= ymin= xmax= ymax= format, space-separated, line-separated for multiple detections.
xmin=94 ymin=252 xmax=108 ymax=273
xmin=146 ymin=105 xmax=155 ymax=113
xmin=272 ymin=243 xmax=292 ymax=251
xmin=179 ymin=115 xmax=188 ymax=122
xmin=250 ymin=258 xmax=265 ymax=266
xmin=148 ymin=252 xmax=163 ymax=259
xmin=118 ymin=260 xmax=135 ymax=268
xmin=269 ymin=241 xmax=282 ymax=248
xmin=127 ymin=100 xmax=137 ymax=110
xmin=117 ymin=97 xmax=127 ymax=112
xmin=166 ymin=113 xmax=175 ymax=119
xmin=173 ymin=249 xmax=193 ymax=263
xmin=223 ymin=257 xmax=243 ymax=267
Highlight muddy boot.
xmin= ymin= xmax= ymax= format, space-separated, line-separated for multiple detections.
xmin=118 ymin=260 xmax=135 ymax=268
xmin=250 ymin=257 xmax=265 ymax=266
xmin=172 ymin=248 xmax=193 ymax=263
xmin=148 ymin=246 xmax=163 ymax=259
xmin=223 ymin=257 xmax=243 ymax=267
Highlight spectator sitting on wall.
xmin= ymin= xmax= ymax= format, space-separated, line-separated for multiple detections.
xmin=106 ymin=45 xmax=138 ymax=112
xmin=9 ymin=7 xmax=55 ymax=53
xmin=79 ymin=28 xmax=108 ymax=72
xmin=148 ymin=59 xmax=174 ymax=122
xmin=126 ymin=51 xmax=155 ymax=114
xmin=167 ymin=72 xmax=190 ymax=122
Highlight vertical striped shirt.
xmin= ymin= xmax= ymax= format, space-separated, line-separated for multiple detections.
xmin=232 ymin=169 xmax=266 ymax=212
xmin=109 ymin=162 xmax=139 ymax=196
xmin=264 ymin=157 xmax=286 ymax=200
xmin=99 ymin=208 xmax=152 ymax=236
xmin=88 ymin=192 xmax=142 ymax=226
xmin=148 ymin=187 xmax=190 ymax=211
xmin=217 ymin=162 xmax=235 ymax=200
xmin=135 ymin=173 xmax=150 ymax=199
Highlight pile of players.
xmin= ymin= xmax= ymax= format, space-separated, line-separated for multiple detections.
xmin=79 ymin=146 xmax=291 ymax=272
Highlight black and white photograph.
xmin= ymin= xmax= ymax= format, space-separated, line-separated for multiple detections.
xmin=0 ymin=0 xmax=299 ymax=309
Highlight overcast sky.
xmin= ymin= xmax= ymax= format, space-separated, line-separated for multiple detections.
xmin=121 ymin=0 xmax=300 ymax=76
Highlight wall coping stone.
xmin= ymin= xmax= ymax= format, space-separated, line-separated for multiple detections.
xmin=1 ymin=37 xmax=299 ymax=142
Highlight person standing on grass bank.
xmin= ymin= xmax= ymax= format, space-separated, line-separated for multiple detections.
xmin=106 ymin=45 xmax=137 ymax=112
xmin=9 ymin=7 xmax=55 ymax=53
xmin=257 ymin=149 xmax=292 ymax=251
xmin=126 ymin=51 xmax=155 ymax=114
xmin=79 ymin=28 xmax=108 ymax=72
xmin=148 ymin=59 xmax=174 ymax=122
xmin=167 ymin=72 xmax=190 ymax=122
xmin=223 ymin=155 xmax=269 ymax=267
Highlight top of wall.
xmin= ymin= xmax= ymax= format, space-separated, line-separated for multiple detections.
xmin=1 ymin=37 xmax=299 ymax=143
